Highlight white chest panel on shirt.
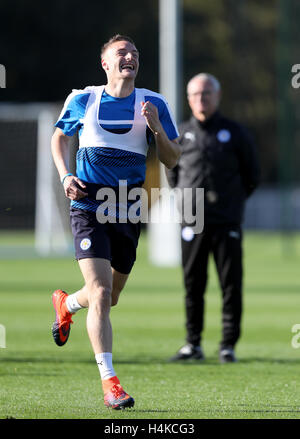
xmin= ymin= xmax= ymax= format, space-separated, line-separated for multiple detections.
xmin=78 ymin=86 xmax=149 ymax=157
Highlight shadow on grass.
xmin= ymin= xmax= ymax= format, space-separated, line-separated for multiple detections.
xmin=2 ymin=355 xmax=300 ymax=367
xmin=122 ymin=404 xmax=300 ymax=416
xmin=2 ymin=282 xmax=300 ymax=294
xmin=117 ymin=356 xmax=300 ymax=366
xmin=133 ymin=408 xmax=300 ymax=415
xmin=237 ymin=357 xmax=300 ymax=365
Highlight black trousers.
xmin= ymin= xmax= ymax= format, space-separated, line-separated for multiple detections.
xmin=181 ymin=224 xmax=243 ymax=349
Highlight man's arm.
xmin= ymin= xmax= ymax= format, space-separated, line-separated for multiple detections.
xmin=141 ymin=101 xmax=181 ymax=169
xmin=51 ymin=128 xmax=88 ymax=200
xmin=165 ymin=164 xmax=179 ymax=188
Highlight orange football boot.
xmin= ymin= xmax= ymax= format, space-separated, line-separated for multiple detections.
xmin=102 ymin=376 xmax=135 ymax=410
xmin=51 ymin=290 xmax=73 ymax=346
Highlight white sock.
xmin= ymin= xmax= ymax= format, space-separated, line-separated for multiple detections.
xmin=66 ymin=291 xmax=83 ymax=314
xmin=95 ymin=353 xmax=116 ymax=380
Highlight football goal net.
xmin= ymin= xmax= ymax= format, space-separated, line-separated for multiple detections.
xmin=0 ymin=103 xmax=75 ymax=257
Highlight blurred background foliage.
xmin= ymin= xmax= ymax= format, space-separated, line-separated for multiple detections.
xmin=1 ymin=0 xmax=299 ymax=184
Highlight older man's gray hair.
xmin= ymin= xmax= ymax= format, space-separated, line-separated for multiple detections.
xmin=187 ymin=73 xmax=221 ymax=93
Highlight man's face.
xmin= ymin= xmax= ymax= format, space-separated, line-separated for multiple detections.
xmin=101 ymin=40 xmax=139 ymax=81
xmin=187 ymin=78 xmax=220 ymax=120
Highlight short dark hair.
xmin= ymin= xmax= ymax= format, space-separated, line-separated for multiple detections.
xmin=101 ymin=34 xmax=137 ymax=57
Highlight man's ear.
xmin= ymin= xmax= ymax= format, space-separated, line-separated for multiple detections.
xmin=101 ymin=57 xmax=108 ymax=71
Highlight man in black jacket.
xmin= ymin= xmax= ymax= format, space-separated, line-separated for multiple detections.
xmin=167 ymin=73 xmax=260 ymax=363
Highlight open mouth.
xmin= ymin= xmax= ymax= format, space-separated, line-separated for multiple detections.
xmin=121 ymin=64 xmax=135 ymax=71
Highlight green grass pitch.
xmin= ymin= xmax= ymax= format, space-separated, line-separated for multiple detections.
xmin=1 ymin=231 xmax=300 ymax=419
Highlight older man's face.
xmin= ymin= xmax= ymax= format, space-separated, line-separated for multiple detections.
xmin=187 ymin=78 xmax=220 ymax=120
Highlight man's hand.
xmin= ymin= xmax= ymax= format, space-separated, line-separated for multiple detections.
xmin=141 ymin=101 xmax=163 ymax=134
xmin=51 ymin=128 xmax=88 ymax=199
xmin=63 ymin=176 xmax=88 ymax=200
xmin=141 ymin=100 xmax=180 ymax=169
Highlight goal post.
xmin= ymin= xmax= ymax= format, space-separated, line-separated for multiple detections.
xmin=0 ymin=102 xmax=74 ymax=257
xmin=35 ymin=110 xmax=72 ymax=256
xmin=147 ymin=0 xmax=182 ymax=267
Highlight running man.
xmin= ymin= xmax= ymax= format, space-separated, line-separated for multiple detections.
xmin=51 ymin=35 xmax=180 ymax=410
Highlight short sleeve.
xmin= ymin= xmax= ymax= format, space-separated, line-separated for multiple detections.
xmin=55 ymin=91 xmax=90 ymax=136
xmin=145 ymin=94 xmax=179 ymax=140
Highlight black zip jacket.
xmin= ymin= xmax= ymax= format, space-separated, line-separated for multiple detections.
xmin=166 ymin=111 xmax=260 ymax=225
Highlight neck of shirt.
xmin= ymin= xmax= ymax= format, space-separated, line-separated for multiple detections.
xmin=104 ymin=81 xmax=135 ymax=98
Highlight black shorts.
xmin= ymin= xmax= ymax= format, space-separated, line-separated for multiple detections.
xmin=70 ymin=207 xmax=141 ymax=274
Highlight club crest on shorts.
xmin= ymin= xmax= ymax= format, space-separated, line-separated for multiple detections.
xmin=80 ymin=238 xmax=91 ymax=250
xmin=181 ymin=226 xmax=194 ymax=242
xmin=217 ymin=129 xmax=231 ymax=143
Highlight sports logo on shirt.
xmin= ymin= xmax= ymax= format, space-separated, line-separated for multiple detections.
xmin=80 ymin=238 xmax=92 ymax=250
xmin=184 ymin=132 xmax=196 ymax=141
xmin=229 ymin=230 xmax=240 ymax=239
xmin=217 ymin=129 xmax=231 ymax=143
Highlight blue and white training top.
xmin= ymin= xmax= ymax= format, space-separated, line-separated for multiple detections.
xmin=55 ymin=85 xmax=179 ymax=212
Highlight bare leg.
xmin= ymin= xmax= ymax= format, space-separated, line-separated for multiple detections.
xmin=75 ymin=258 xmax=134 ymax=407
xmin=78 ymin=258 xmax=113 ymax=353
xmin=111 ymin=268 xmax=129 ymax=306
xmin=75 ymin=267 xmax=129 ymax=308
